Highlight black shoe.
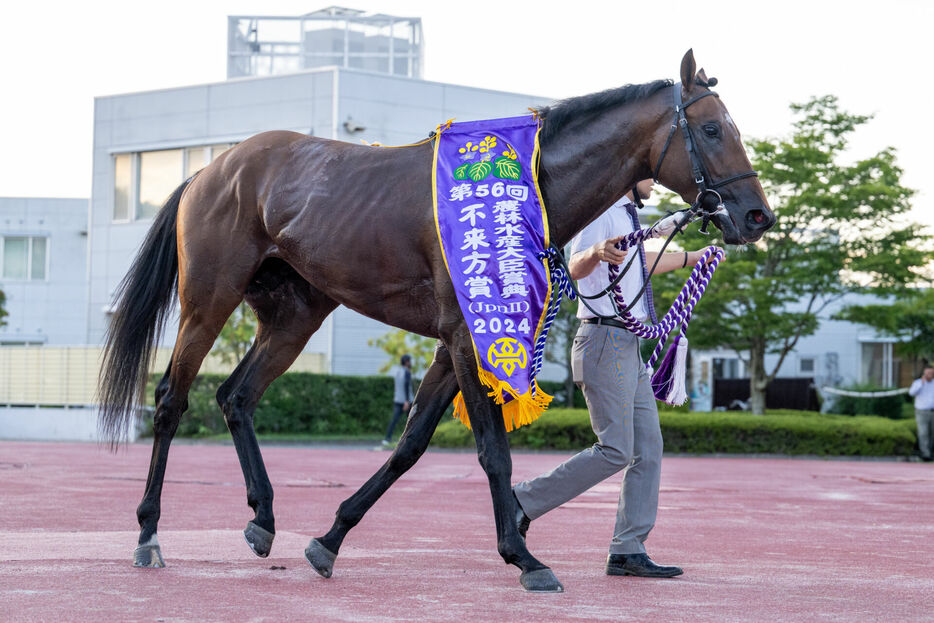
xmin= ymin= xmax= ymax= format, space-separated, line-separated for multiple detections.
xmin=513 ymin=492 xmax=531 ymax=538
xmin=606 ymin=553 xmax=683 ymax=578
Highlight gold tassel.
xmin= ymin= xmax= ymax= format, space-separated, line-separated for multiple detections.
xmin=452 ymin=369 xmax=553 ymax=432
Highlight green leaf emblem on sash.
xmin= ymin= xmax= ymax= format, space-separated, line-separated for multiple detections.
xmin=493 ymin=157 xmax=522 ymax=180
xmin=468 ymin=161 xmax=493 ymax=182
xmin=454 ymin=162 xmax=471 ymax=180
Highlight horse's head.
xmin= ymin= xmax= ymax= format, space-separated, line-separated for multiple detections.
xmin=650 ymin=50 xmax=775 ymax=244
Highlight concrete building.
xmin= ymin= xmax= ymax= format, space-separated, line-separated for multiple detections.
xmin=0 ymin=197 xmax=88 ymax=346
xmin=86 ymin=8 xmax=553 ymax=377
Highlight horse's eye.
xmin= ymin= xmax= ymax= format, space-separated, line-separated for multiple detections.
xmin=702 ymin=124 xmax=720 ymax=138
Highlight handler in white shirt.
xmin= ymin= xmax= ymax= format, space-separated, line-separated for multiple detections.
xmin=908 ymin=365 xmax=934 ymax=461
xmin=512 ymin=179 xmax=720 ymax=578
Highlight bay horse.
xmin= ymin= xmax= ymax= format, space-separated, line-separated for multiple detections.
xmin=99 ymin=50 xmax=774 ymax=592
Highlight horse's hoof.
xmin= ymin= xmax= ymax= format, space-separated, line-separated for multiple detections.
xmin=520 ymin=568 xmax=564 ymax=593
xmin=244 ymin=521 xmax=275 ymax=558
xmin=133 ymin=535 xmax=165 ymax=568
xmin=304 ymin=538 xmax=337 ymax=578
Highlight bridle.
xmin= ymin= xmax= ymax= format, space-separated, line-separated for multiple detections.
xmin=641 ymin=81 xmax=759 ymax=234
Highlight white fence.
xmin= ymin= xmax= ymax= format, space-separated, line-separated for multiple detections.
xmin=0 ymin=346 xmax=327 ymax=406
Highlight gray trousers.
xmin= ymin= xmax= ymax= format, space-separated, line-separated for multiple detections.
xmin=917 ymin=409 xmax=934 ymax=459
xmin=513 ymin=322 xmax=663 ymax=555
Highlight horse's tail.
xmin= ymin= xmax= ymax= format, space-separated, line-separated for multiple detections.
xmin=98 ymin=178 xmax=191 ymax=445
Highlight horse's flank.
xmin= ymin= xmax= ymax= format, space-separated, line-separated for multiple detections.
xmin=179 ymin=130 xmax=443 ymax=337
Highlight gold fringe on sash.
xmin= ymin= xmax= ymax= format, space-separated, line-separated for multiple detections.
xmin=452 ymin=368 xmax=553 ymax=432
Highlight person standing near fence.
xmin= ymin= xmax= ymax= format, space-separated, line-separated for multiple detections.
xmin=909 ymin=364 xmax=934 ymax=462
xmin=382 ymin=354 xmax=413 ymax=448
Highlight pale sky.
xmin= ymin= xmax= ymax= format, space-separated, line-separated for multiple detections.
xmin=2 ymin=0 xmax=931 ymax=227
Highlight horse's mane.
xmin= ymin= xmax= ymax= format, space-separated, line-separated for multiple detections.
xmin=534 ymin=79 xmax=673 ymax=143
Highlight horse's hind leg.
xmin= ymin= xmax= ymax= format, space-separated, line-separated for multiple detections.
xmin=133 ymin=362 xmax=174 ymax=566
xmin=216 ymin=260 xmax=338 ymax=558
xmin=306 ymin=341 xmax=459 ymax=578
xmin=134 ymin=288 xmax=244 ymax=567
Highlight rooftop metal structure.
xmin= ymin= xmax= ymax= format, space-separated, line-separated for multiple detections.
xmin=227 ymin=7 xmax=423 ymax=79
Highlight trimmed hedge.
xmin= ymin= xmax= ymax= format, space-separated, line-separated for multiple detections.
xmin=146 ymin=373 xmax=398 ymax=437
xmin=143 ymin=372 xmax=577 ymax=438
xmin=142 ymin=372 xmax=918 ymax=456
xmin=827 ymin=383 xmax=910 ymax=420
xmin=429 ymin=408 xmax=918 ymax=457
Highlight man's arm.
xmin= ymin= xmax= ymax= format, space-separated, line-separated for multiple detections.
xmin=909 ymin=378 xmax=924 ymax=397
xmin=568 ymin=235 xmax=628 ymax=280
xmin=645 ymin=248 xmax=724 ymax=275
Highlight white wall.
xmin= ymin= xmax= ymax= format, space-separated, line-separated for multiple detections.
xmin=0 ymin=197 xmax=88 ymax=345
xmin=0 ymin=406 xmax=140 ymax=442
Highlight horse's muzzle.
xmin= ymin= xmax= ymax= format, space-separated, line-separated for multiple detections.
xmin=716 ymin=204 xmax=774 ymax=244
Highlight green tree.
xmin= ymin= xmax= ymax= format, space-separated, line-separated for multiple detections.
xmin=212 ymin=302 xmax=258 ymax=365
xmin=368 ymin=329 xmax=436 ymax=375
xmin=653 ymin=95 xmax=930 ymax=414
xmin=0 ymin=288 xmax=7 ymax=328
xmin=835 ymin=288 xmax=934 ymax=364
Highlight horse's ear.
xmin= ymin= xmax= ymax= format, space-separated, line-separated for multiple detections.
xmin=680 ymin=49 xmax=697 ymax=91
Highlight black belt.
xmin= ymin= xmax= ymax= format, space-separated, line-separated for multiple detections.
xmin=582 ymin=317 xmax=627 ymax=329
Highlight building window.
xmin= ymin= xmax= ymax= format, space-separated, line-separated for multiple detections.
xmin=30 ymin=237 xmax=47 ymax=280
xmin=113 ymin=144 xmax=235 ymax=222
xmin=1 ymin=236 xmax=49 ymax=281
xmin=713 ymin=357 xmax=743 ymax=379
xmin=210 ymin=144 xmax=232 ymax=160
xmin=113 ymin=153 xmax=132 ymax=221
xmin=861 ymin=342 xmax=901 ymax=387
xmin=799 ymin=357 xmax=816 ymax=375
xmin=184 ymin=147 xmax=208 ymax=178
xmin=138 ymin=149 xmax=184 ymax=219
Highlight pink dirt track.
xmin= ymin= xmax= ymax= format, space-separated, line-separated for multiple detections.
xmin=1 ymin=441 xmax=932 ymax=622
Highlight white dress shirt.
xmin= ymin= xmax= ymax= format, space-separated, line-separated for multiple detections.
xmin=570 ymin=197 xmax=649 ymax=321
xmin=909 ymin=377 xmax=934 ymax=410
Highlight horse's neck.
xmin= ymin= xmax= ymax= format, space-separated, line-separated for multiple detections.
xmin=539 ymin=96 xmax=667 ymax=246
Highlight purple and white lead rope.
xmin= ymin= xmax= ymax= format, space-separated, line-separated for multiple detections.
xmin=608 ymin=235 xmax=724 ymax=404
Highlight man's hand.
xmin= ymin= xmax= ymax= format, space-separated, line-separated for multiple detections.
xmin=569 ymin=235 xmax=630 ymax=280
xmin=688 ymin=246 xmax=724 ymax=266
xmin=593 ymin=236 xmax=629 ymax=265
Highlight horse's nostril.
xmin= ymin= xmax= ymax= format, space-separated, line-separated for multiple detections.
xmin=747 ymin=209 xmax=772 ymax=229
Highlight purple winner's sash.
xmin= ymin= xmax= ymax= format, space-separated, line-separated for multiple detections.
xmin=433 ymin=116 xmax=552 ymax=431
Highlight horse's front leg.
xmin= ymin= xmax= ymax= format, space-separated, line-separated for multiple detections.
xmin=306 ymin=341 xmax=460 ymax=577
xmin=447 ymin=326 xmax=563 ymax=593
